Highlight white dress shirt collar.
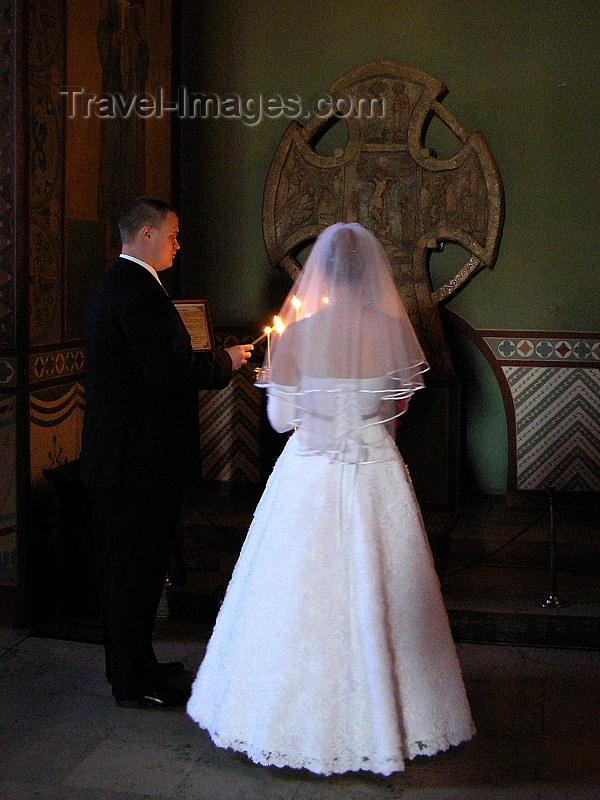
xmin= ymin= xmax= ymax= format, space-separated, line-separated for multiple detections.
xmin=120 ymin=253 xmax=164 ymax=288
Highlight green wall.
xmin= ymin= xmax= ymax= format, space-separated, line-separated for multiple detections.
xmin=179 ymin=0 xmax=600 ymax=494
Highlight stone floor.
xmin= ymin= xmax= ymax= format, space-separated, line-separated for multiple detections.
xmin=1 ymin=624 xmax=599 ymax=800
xmin=4 ymin=489 xmax=599 ymax=799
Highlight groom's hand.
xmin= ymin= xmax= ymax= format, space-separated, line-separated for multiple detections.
xmin=226 ymin=344 xmax=253 ymax=370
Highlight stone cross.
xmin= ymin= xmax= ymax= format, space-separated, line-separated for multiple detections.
xmin=263 ymin=59 xmax=504 ymax=379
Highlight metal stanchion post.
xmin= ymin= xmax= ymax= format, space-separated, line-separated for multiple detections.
xmin=543 ymin=488 xmax=567 ymax=608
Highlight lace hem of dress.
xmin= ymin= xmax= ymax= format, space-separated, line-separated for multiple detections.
xmin=208 ymin=725 xmax=476 ymax=777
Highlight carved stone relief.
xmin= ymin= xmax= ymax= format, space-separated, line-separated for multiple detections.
xmin=263 ymin=60 xmax=504 ymax=379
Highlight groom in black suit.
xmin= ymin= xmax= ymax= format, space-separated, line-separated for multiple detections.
xmin=80 ymin=197 xmax=252 ymax=708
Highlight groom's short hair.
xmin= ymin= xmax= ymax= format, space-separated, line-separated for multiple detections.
xmin=119 ymin=196 xmax=177 ymax=244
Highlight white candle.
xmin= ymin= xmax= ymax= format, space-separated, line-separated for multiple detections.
xmin=292 ymin=294 xmax=301 ymax=322
xmin=265 ymin=326 xmax=272 ymax=367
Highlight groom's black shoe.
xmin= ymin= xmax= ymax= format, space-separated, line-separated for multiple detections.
xmin=115 ymin=683 xmax=189 ymax=709
xmin=141 ymin=683 xmax=189 ymax=707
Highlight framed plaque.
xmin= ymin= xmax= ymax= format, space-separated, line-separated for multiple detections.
xmin=174 ymin=300 xmax=214 ymax=352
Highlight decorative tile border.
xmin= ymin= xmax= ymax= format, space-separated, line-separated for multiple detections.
xmin=485 ymin=336 xmax=600 ymax=364
xmin=30 ymin=347 xmax=85 ymax=383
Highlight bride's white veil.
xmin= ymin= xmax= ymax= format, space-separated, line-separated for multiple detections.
xmin=259 ymin=223 xmax=428 ymax=414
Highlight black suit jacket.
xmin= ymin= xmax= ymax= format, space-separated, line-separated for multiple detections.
xmin=80 ymin=256 xmax=232 ymax=491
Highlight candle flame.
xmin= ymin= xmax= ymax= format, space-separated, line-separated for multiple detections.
xmin=291 ymin=295 xmax=301 ymax=309
xmin=264 ymin=326 xmax=272 ymax=335
xmin=322 ymin=296 xmax=329 ymax=304
xmin=273 ymin=315 xmax=285 ymax=334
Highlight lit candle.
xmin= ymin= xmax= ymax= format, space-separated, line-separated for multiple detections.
xmin=291 ymin=294 xmax=301 ymax=322
xmin=273 ymin=315 xmax=285 ymax=335
xmin=264 ymin=326 xmax=272 ymax=367
xmin=323 ymin=296 xmax=329 ymax=305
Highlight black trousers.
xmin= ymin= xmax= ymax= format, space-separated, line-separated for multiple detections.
xmin=88 ymin=481 xmax=181 ymax=700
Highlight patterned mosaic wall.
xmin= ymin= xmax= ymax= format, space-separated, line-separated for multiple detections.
xmin=461 ymin=320 xmax=600 ymax=495
xmin=26 ymin=1 xmax=87 ymax=491
xmin=502 ymin=364 xmax=600 ymax=491
xmin=0 ymin=2 xmax=15 ymax=351
xmin=198 ymin=331 xmax=264 ymax=482
xmin=29 ymin=0 xmax=63 ymax=347
xmin=199 ymin=367 xmax=262 ymax=482
xmin=0 ymin=0 xmax=17 ymax=586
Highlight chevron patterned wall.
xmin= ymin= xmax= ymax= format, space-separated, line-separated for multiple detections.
xmin=445 ymin=313 xmax=600 ymax=497
xmin=484 ymin=333 xmax=600 ymax=494
xmin=504 ymin=365 xmax=600 ymax=491
xmin=198 ymin=362 xmax=263 ymax=483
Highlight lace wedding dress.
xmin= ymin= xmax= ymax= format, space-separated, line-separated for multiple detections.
xmin=187 ymin=376 xmax=475 ymax=776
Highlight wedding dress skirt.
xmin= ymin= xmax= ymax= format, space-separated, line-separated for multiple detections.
xmin=187 ymin=384 xmax=474 ymax=775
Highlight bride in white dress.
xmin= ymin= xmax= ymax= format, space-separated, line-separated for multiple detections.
xmin=187 ymin=223 xmax=474 ymax=775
